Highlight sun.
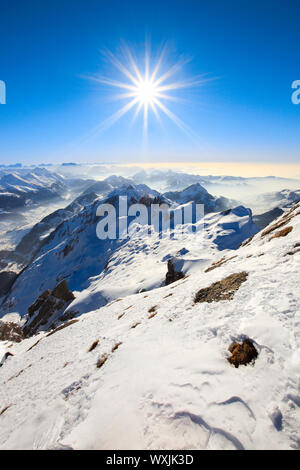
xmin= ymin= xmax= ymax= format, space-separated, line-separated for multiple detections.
xmin=89 ymin=43 xmax=206 ymax=138
xmin=135 ymin=79 xmax=158 ymax=105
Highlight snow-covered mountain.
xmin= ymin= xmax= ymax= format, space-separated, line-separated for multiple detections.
xmin=0 ymin=182 xmax=258 ymax=323
xmin=0 ymin=168 xmax=66 ymax=210
xmin=81 ymin=175 xmax=134 ymax=197
xmin=252 ymin=189 xmax=300 ymax=228
xmin=0 ymin=201 xmax=299 ymax=449
xmin=132 ymin=169 xmax=248 ymax=192
xmin=131 ymin=168 xmax=300 ymax=195
xmin=256 ymin=189 xmax=300 ymax=211
xmin=1 ymin=166 xmax=298 ymax=450
xmin=164 ymin=183 xmax=237 ymax=213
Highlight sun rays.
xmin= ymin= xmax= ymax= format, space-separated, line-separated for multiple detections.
xmin=89 ymin=44 xmax=207 ymax=140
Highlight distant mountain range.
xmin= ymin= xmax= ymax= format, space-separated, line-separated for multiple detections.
xmin=0 ymin=168 xmax=66 ymax=211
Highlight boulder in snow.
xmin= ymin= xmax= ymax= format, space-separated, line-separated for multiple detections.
xmin=227 ymin=339 xmax=258 ymax=368
xmin=165 ymin=258 xmax=185 ymax=286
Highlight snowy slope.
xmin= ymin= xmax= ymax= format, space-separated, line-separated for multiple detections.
xmin=0 ymin=183 xmax=163 ymax=316
xmin=68 ymin=205 xmax=258 ymax=317
xmin=0 ymin=182 xmax=258 ymax=320
xmin=1 ymin=203 xmax=299 ymax=449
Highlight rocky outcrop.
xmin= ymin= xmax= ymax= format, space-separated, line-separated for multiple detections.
xmin=23 ymin=280 xmax=75 ymax=337
xmin=165 ymin=258 xmax=185 ymax=286
xmin=0 ymin=321 xmax=24 ymax=343
xmin=51 ymin=280 xmax=75 ymax=301
xmin=194 ymin=272 xmax=248 ymax=303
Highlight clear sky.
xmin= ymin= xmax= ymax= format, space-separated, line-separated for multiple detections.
xmin=0 ymin=0 xmax=299 ymax=165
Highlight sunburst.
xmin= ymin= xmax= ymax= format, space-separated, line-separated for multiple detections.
xmin=89 ymin=44 xmax=207 ymax=139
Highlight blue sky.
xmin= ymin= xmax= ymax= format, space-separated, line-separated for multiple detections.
xmin=0 ymin=0 xmax=299 ymax=164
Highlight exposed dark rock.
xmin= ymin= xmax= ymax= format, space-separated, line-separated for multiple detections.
xmin=88 ymin=340 xmax=99 ymax=352
xmin=58 ymin=309 xmax=78 ymax=323
xmin=52 ymin=280 xmax=75 ymax=302
xmin=165 ymin=258 xmax=185 ymax=286
xmin=227 ymin=339 xmax=258 ymax=368
xmin=0 ymin=321 xmax=24 ymax=343
xmin=194 ymin=272 xmax=248 ymax=304
xmin=285 ymin=242 xmax=300 ymax=256
xmin=96 ymin=354 xmax=108 ymax=369
xmin=148 ymin=306 xmax=157 ymax=313
xmin=23 ymin=280 xmax=75 ymax=337
xmin=148 ymin=312 xmax=157 ymax=319
xmin=0 ymin=404 xmax=12 ymax=416
xmin=112 ymin=342 xmax=122 ymax=352
xmin=28 ymin=290 xmax=51 ymax=317
xmin=26 ymin=338 xmax=42 ymax=351
xmin=163 ymin=293 xmax=173 ymax=299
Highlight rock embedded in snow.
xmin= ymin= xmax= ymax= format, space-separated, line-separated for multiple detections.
xmin=23 ymin=280 xmax=75 ymax=337
xmin=0 ymin=321 xmax=23 ymax=343
xmin=52 ymin=280 xmax=75 ymax=302
xmin=96 ymin=354 xmax=108 ymax=369
xmin=269 ymin=226 xmax=293 ymax=241
xmin=88 ymin=340 xmax=99 ymax=352
xmin=165 ymin=258 xmax=185 ymax=286
xmin=194 ymin=272 xmax=248 ymax=303
xmin=227 ymin=339 xmax=258 ymax=368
